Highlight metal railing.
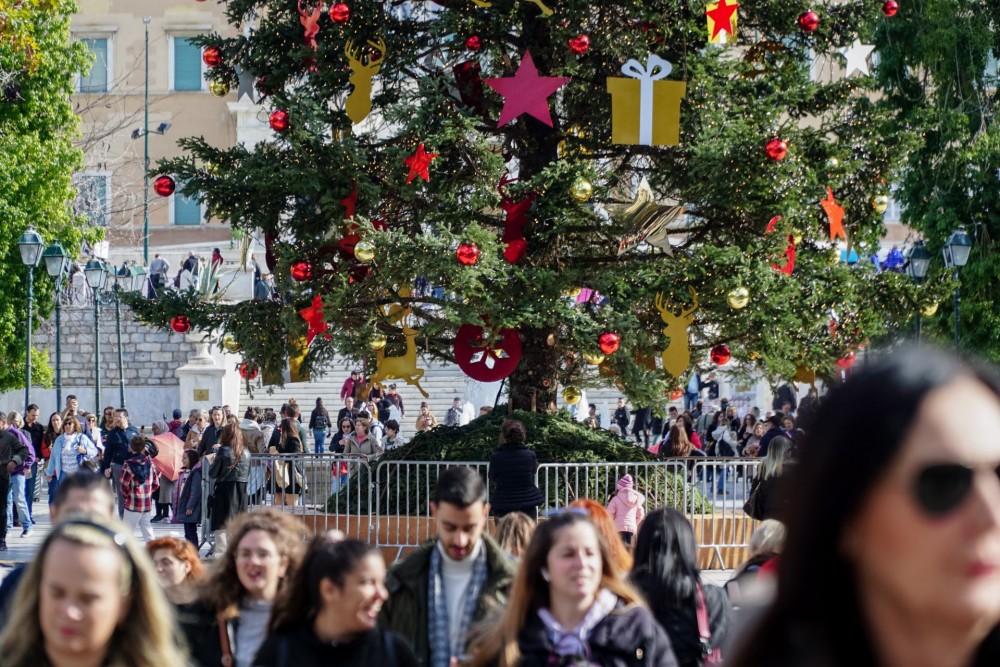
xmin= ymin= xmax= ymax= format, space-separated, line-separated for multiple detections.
xmin=201 ymin=455 xmax=763 ymax=566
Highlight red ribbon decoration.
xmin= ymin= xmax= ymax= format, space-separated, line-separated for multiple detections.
xmin=299 ymin=295 xmax=330 ymax=345
xmin=765 ymin=215 xmax=796 ymax=275
xmin=499 ymin=172 xmax=536 ymax=264
xmin=298 ymin=0 xmax=322 ymax=51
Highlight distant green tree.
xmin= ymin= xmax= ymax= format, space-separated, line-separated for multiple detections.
xmin=876 ymin=0 xmax=1000 ymax=356
xmin=0 ymin=0 xmax=97 ymax=391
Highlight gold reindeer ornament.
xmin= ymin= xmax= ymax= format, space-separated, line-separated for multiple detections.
xmin=655 ymin=288 xmax=699 ymax=380
xmin=345 ymin=38 xmax=386 ymax=124
xmin=371 ymin=288 xmax=429 ymax=398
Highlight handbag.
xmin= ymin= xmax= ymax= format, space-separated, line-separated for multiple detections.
xmin=696 ymin=584 xmax=723 ymax=665
xmin=743 ymin=477 xmax=764 ymax=520
xmin=217 ymin=612 xmax=234 ymax=667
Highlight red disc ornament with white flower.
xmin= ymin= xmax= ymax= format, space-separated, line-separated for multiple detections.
xmin=453 ymin=322 xmax=522 ymax=382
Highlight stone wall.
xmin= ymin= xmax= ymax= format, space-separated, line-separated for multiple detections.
xmin=33 ymin=304 xmax=197 ymax=386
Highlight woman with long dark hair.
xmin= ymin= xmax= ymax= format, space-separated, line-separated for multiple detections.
xmin=631 ymin=509 xmax=730 ymax=666
xmin=253 ymin=537 xmax=417 ymax=666
xmin=488 ymin=420 xmax=543 ymax=520
xmin=208 ymin=423 xmax=249 ymax=551
xmin=729 ymin=348 xmax=1000 ymax=666
xmin=467 ymin=511 xmax=678 ymax=667
xmin=308 ymin=398 xmax=331 ymax=454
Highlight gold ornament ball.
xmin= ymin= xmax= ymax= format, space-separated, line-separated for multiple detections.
xmin=872 ymin=195 xmax=889 ymax=215
xmin=562 ymin=386 xmax=582 ymax=405
xmin=921 ymin=302 xmax=939 ymax=317
xmin=563 ymin=286 xmax=582 ymax=298
xmin=209 ymin=80 xmax=230 ymax=97
xmin=582 ymin=351 xmax=606 ymax=365
xmin=570 ymin=178 xmax=593 ymax=202
xmin=726 ymin=286 xmax=750 ymax=310
xmin=791 ymin=228 xmax=803 ymax=245
xmin=222 ymin=336 xmax=240 ymax=353
xmin=355 ymin=241 xmax=376 ymax=263
xmin=369 ymin=333 xmax=387 ymax=351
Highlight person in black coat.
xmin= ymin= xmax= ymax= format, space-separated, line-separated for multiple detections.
xmin=253 ymin=537 xmax=417 ymax=667
xmin=207 ymin=423 xmax=250 ymax=550
xmin=487 ymin=420 xmax=543 ymax=519
xmin=631 ymin=509 xmax=730 ymax=667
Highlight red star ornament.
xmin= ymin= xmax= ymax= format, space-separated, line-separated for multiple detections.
xmin=706 ymin=0 xmax=739 ymax=41
xmin=483 ymin=50 xmax=570 ymax=128
xmin=404 ymin=143 xmax=438 ymax=184
xmin=820 ymin=186 xmax=846 ymax=241
xmin=298 ymin=295 xmax=330 ymax=345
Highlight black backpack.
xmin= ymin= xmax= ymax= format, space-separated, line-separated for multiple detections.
xmin=314 ymin=412 xmax=329 ymax=429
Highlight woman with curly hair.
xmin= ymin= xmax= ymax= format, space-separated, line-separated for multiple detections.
xmin=0 ymin=517 xmax=186 ymax=667
xmin=187 ymin=508 xmax=304 ymax=667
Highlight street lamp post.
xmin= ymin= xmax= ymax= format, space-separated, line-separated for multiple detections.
xmin=41 ymin=243 xmax=69 ymax=409
xmin=110 ymin=263 xmax=146 ymax=410
xmin=906 ymin=241 xmax=932 ymax=343
xmin=142 ymin=16 xmax=151 ymax=266
xmin=17 ymin=227 xmax=44 ymax=413
xmin=84 ymin=259 xmax=108 ymax=413
xmin=942 ymin=228 xmax=974 ymax=351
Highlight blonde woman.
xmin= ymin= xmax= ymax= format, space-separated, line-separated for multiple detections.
xmin=0 ymin=517 xmax=186 ymax=667
xmin=493 ymin=511 xmax=535 ymax=558
xmin=467 ymin=512 xmax=678 ymax=667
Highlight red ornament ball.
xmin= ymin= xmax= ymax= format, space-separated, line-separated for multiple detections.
xmin=568 ymin=34 xmax=590 ymax=55
xmin=170 ymin=315 xmax=191 ymax=334
xmin=202 ymin=46 xmax=222 ymax=68
xmin=269 ymin=110 xmax=290 ymax=132
xmin=329 ymin=2 xmax=350 ymax=23
xmin=765 ymin=137 xmax=788 ymax=161
xmin=290 ymin=260 xmax=313 ymax=282
xmin=153 ymin=175 xmax=176 ymax=197
xmin=669 ymin=387 xmax=684 ymax=401
xmin=882 ymin=0 xmax=898 ymax=16
xmin=598 ymin=332 xmax=620 ymax=355
xmin=465 ymin=35 xmax=482 ymax=51
xmin=239 ymin=363 xmax=259 ymax=381
xmin=710 ymin=343 xmax=731 ymax=365
xmin=798 ymin=10 xmax=820 ymax=32
xmin=456 ymin=243 xmax=480 ymax=266
xmin=836 ymin=350 xmax=856 ymax=369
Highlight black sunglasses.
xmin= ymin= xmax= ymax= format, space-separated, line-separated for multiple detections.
xmin=913 ymin=462 xmax=1000 ymax=516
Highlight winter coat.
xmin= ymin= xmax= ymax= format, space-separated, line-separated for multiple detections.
xmin=631 ymin=572 xmax=730 ymax=667
xmin=379 ymin=536 xmax=516 ymax=667
xmin=172 ymin=463 xmax=203 ymax=524
xmin=607 ymin=488 xmax=646 ymax=534
xmin=517 ymin=600 xmax=680 ymax=667
xmin=7 ymin=428 xmax=35 ymax=476
xmin=252 ymin=626 xmax=418 ymax=667
xmin=209 ymin=444 xmax=250 ymax=531
xmin=100 ymin=425 xmax=139 ymax=472
xmin=240 ymin=419 xmax=267 ymax=454
xmin=0 ymin=431 xmax=28 ymax=478
xmin=751 ymin=469 xmax=793 ymax=521
xmin=340 ymin=377 xmax=357 ymax=401
xmin=488 ymin=442 xmax=543 ymax=514
xmin=45 ymin=433 xmax=98 ymax=478
xmin=308 ymin=408 xmax=331 ymax=430
xmin=121 ymin=453 xmax=159 ymax=513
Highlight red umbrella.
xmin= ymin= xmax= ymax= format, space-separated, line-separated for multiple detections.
xmin=150 ymin=433 xmax=185 ymax=482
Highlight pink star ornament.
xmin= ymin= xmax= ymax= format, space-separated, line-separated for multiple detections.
xmin=484 ymin=50 xmax=570 ymax=128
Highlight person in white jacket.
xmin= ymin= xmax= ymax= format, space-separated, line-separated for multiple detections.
xmin=607 ymin=474 xmax=646 ymax=546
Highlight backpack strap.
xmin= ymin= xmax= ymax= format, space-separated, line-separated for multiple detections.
xmin=217 ymin=612 xmax=234 ymax=667
xmin=695 ymin=584 xmax=712 ymax=650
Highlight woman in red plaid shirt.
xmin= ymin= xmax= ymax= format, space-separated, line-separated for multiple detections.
xmin=121 ymin=435 xmax=159 ymax=541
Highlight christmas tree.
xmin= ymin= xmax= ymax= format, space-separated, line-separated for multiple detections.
xmin=129 ymin=0 xmax=929 ymax=409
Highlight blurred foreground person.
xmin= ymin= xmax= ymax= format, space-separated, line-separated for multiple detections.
xmin=0 ymin=517 xmax=186 ymax=666
xmin=253 ymin=537 xmax=417 ymax=666
xmin=569 ymin=499 xmax=633 ymax=574
xmin=467 ymin=511 xmax=678 ymax=667
xmin=730 ymin=348 xmax=1000 ymax=666
xmin=148 ymin=536 xmax=205 ymax=655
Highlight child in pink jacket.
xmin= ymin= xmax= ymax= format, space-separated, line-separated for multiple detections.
xmin=607 ymin=474 xmax=646 ymax=546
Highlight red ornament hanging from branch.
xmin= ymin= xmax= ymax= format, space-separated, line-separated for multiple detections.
xmin=453 ymin=322 xmax=523 ymax=382
xmin=239 ymin=363 xmax=259 ymax=381
xmin=270 ymin=110 xmax=290 ymax=132
xmin=765 ymin=137 xmax=787 ymax=161
xmin=202 ymin=46 xmax=222 ymax=67
xmin=290 ymin=260 xmax=313 ymax=282
xmin=456 ymin=243 xmax=480 ymax=266
xmin=568 ymin=35 xmax=590 ymax=55
xmin=154 ymin=175 xmax=175 ymax=197
xmin=882 ymin=0 xmax=898 ymax=16
xmin=170 ymin=315 xmax=191 ymax=334
xmin=710 ymin=343 xmax=731 ymax=365
xmin=329 ymin=2 xmax=350 ymax=23
xmin=798 ymin=10 xmax=819 ymax=32
xmin=404 ymin=143 xmax=437 ymax=183
xmin=598 ymin=332 xmax=621 ymax=355
xmin=836 ymin=350 xmax=856 ymax=369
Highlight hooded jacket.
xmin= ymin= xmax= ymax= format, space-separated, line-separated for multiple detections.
xmin=121 ymin=452 xmax=159 ymax=512
xmin=607 ymin=488 xmax=646 ymax=534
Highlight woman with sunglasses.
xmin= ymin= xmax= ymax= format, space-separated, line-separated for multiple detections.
xmin=44 ymin=416 xmax=98 ymax=501
xmin=252 ymin=537 xmax=418 ymax=667
xmin=467 ymin=511 xmax=678 ymax=667
xmin=0 ymin=518 xmax=186 ymax=666
xmin=730 ymin=348 xmax=1000 ymax=667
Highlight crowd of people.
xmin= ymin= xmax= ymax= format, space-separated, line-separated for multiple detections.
xmin=1 ymin=348 xmax=1000 ymax=666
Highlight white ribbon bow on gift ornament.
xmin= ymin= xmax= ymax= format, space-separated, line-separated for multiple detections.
xmin=620 ymin=54 xmax=674 ymax=146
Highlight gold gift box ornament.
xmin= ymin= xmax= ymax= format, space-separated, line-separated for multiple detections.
xmin=606 ymin=54 xmax=686 ymax=146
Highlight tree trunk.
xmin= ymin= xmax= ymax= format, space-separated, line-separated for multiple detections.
xmin=508 ymin=326 xmax=559 ymax=411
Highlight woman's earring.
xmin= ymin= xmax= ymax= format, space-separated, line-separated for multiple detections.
xmin=541 ymin=568 xmax=551 ymax=582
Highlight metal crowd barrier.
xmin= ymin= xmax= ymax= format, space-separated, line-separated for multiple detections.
xmin=199 ymin=454 xmax=763 ymax=567
xmin=373 ymin=460 xmax=489 ymax=561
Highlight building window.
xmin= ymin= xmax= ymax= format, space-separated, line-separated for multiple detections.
xmin=79 ymin=38 xmax=110 ymax=93
xmin=75 ymin=172 xmax=110 ymax=227
xmin=171 ymin=37 xmax=206 ymax=92
xmin=173 ymin=189 xmax=203 ymax=225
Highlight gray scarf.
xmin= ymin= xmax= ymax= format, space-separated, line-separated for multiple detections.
xmin=427 ymin=542 xmax=488 ymax=667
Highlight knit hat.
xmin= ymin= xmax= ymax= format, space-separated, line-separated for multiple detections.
xmin=617 ymin=474 xmax=634 ymax=491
